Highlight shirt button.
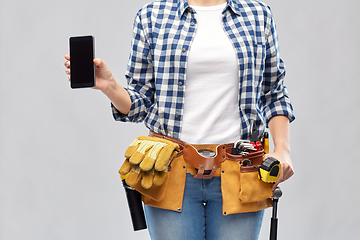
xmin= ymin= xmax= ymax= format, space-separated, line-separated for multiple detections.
xmin=191 ymin=22 xmax=195 ymax=26
xmin=178 ymin=82 xmax=183 ymax=86
xmin=182 ymin=48 xmax=186 ymax=52
xmin=176 ymin=114 xmax=179 ymax=118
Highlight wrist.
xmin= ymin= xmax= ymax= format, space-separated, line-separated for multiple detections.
xmin=101 ymin=78 xmax=131 ymax=115
xmin=101 ymin=75 xmax=117 ymax=95
xmin=273 ymin=145 xmax=290 ymax=155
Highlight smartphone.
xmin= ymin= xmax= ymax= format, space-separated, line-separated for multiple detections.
xmin=69 ymin=35 xmax=95 ymax=88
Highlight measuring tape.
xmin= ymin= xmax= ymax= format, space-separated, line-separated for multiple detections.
xmin=258 ymin=157 xmax=281 ymax=183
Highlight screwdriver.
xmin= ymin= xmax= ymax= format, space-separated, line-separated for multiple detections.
xmin=263 ymin=131 xmax=269 ymax=154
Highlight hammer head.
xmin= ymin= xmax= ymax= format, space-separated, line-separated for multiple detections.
xmin=273 ymin=187 xmax=283 ymax=199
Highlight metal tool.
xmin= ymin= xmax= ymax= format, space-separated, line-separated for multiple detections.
xmin=232 ymin=140 xmax=249 ymax=155
xmin=232 ymin=139 xmax=257 ymax=155
xmin=270 ymin=187 xmax=282 ymax=240
xmin=232 ymin=120 xmax=264 ymax=155
xmin=250 ymin=120 xmax=263 ymax=151
xmin=250 ymin=120 xmax=259 ymax=143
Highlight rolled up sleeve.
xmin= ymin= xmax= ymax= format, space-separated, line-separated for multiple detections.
xmin=260 ymin=7 xmax=295 ymax=125
xmin=112 ymin=11 xmax=155 ymax=123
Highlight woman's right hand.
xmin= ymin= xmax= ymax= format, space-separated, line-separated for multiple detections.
xmin=64 ymin=54 xmax=132 ymax=115
xmin=64 ymin=54 xmax=115 ymax=92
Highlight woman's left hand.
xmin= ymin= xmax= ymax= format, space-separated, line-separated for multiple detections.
xmin=264 ymin=150 xmax=294 ymax=191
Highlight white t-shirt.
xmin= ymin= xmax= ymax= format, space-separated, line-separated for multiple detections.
xmin=181 ymin=3 xmax=240 ymax=144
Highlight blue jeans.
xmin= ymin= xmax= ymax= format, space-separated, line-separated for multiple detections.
xmin=144 ymin=173 xmax=264 ymax=240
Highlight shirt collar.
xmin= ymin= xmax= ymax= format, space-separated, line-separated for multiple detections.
xmin=226 ymin=0 xmax=242 ymax=16
xmin=177 ymin=0 xmax=242 ymax=17
xmin=178 ymin=0 xmax=191 ymax=17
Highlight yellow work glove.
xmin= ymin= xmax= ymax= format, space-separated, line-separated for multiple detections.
xmin=119 ymin=136 xmax=179 ymax=189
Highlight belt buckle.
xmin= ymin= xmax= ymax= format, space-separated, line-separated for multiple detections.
xmin=194 ymin=149 xmax=217 ymax=179
xmin=194 ymin=166 xmax=217 ymax=179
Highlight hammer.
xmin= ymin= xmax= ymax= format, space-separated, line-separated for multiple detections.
xmin=270 ymin=187 xmax=282 ymax=240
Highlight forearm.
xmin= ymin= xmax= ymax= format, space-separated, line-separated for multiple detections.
xmin=268 ymin=115 xmax=290 ymax=155
xmin=102 ymin=78 xmax=132 ymax=115
xmin=267 ymin=115 xmax=294 ymax=189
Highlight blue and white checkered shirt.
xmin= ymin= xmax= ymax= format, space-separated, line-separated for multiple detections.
xmin=113 ymin=0 xmax=295 ymax=140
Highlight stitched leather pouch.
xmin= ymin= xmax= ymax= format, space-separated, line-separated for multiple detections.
xmin=141 ymin=155 xmax=187 ymax=211
xmin=238 ymin=153 xmax=273 ymax=203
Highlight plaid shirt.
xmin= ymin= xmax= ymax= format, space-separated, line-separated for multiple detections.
xmin=113 ymin=0 xmax=295 ymax=140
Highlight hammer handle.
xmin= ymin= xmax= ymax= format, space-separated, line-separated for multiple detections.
xmin=269 ymin=218 xmax=278 ymax=240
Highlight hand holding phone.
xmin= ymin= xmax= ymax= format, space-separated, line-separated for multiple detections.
xmin=64 ymin=43 xmax=132 ymax=115
xmin=69 ymin=35 xmax=95 ymax=89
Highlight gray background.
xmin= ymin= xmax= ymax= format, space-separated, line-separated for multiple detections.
xmin=0 ymin=0 xmax=359 ymax=239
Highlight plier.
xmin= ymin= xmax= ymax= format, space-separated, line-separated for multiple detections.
xmin=250 ymin=120 xmax=262 ymax=151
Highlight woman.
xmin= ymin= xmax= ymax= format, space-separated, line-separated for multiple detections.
xmin=64 ymin=0 xmax=295 ymax=239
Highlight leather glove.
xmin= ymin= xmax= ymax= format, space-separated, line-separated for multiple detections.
xmin=119 ymin=136 xmax=179 ymax=189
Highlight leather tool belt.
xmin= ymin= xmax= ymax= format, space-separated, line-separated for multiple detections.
xmin=149 ymin=131 xmax=264 ymax=179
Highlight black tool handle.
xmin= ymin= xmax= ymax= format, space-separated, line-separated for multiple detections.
xmin=122 ymin=180 xmax=147 ymax=231
xmin=269 ymin=218 xmax=278 ymax=240
xmin=269 ymin=187 xmax=282 ymax=240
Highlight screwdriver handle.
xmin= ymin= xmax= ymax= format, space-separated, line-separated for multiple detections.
xmin=263 ymin=132 xmax=269 ymax=154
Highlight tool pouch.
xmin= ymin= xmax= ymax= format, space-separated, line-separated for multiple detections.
xmin=180 ymin=142 xmax=273 ymax=204
xmin=238 ymin=152 xmax=273 ymax=203
xmin=119 ymin=136 xmax=180 ymax=193
xmin=128 ymin=132 xmax=273 ymax=214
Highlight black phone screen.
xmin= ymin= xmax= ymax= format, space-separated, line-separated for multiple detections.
xmin=69 ymin=36 xmax=95 ymax=88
